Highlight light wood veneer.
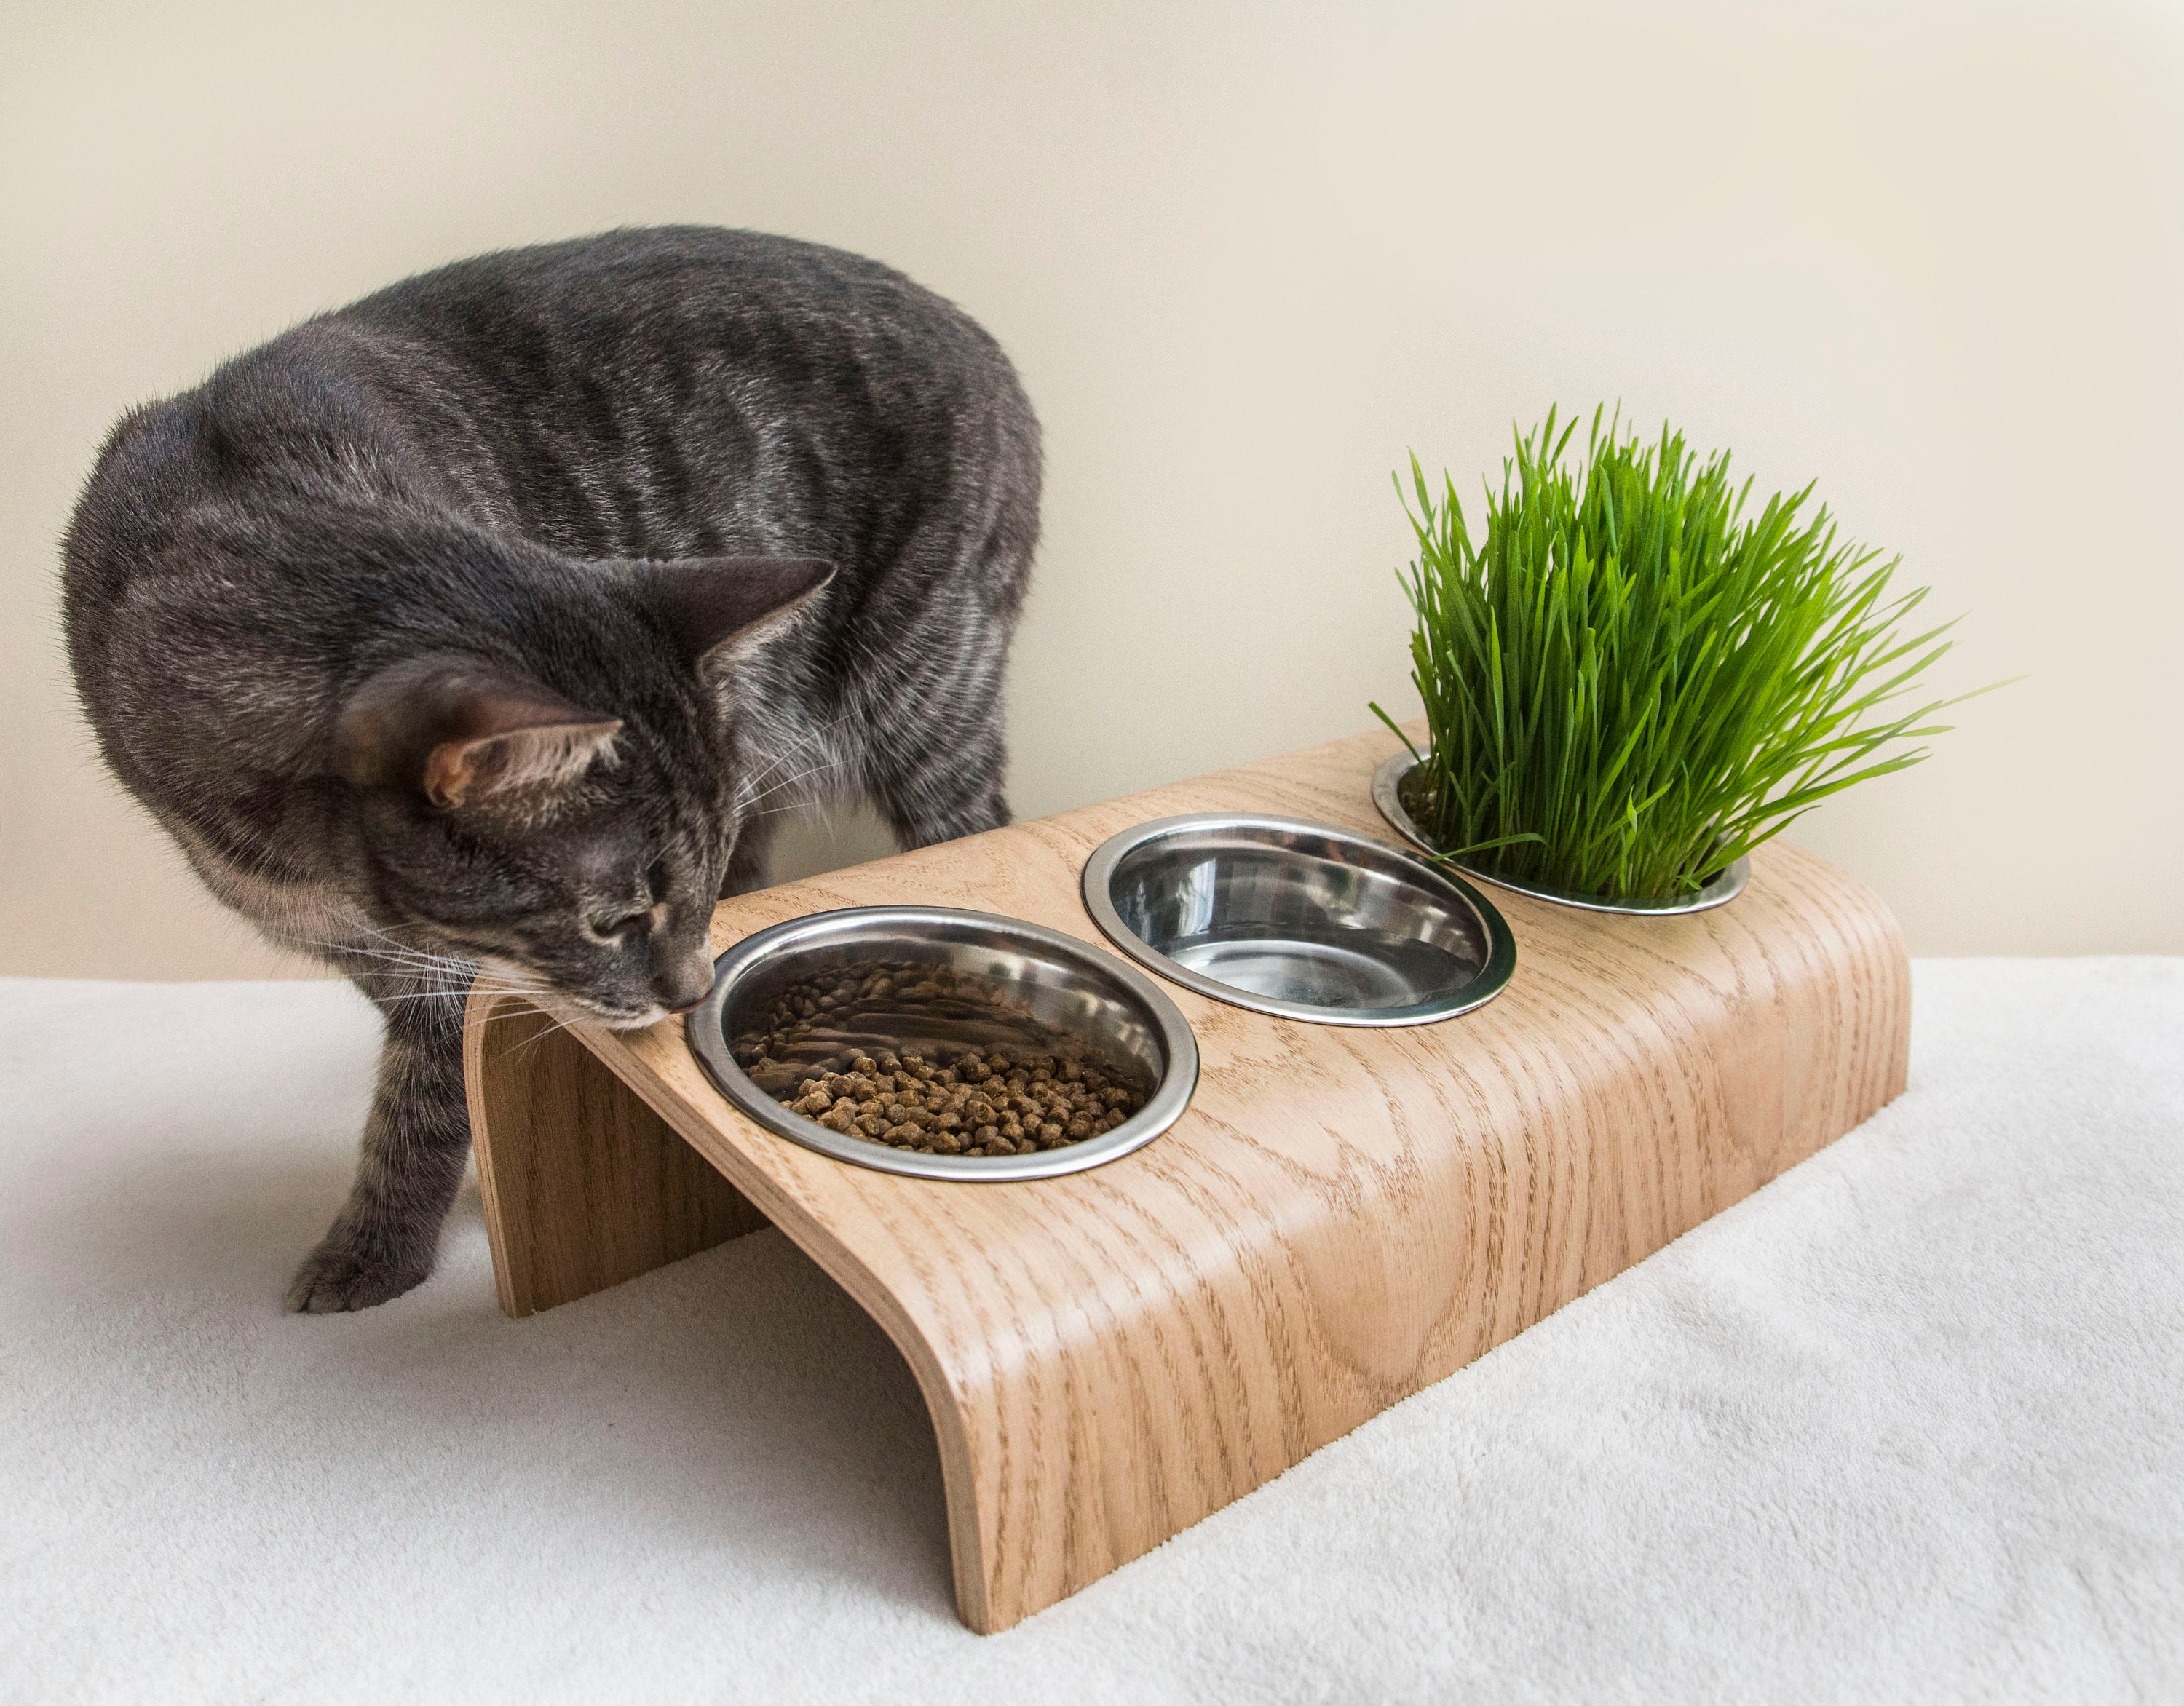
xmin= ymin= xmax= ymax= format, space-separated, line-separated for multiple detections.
xmin=464 ymin=726 xmax=1910 ymax=1632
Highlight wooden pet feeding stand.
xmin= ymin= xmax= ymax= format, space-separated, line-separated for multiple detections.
xmin=464 ymin=727 xmax=1910 ymax=1633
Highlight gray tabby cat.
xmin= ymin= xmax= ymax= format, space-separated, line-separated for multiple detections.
xmin=63 ymin=227 xmax=1040 ymax=1311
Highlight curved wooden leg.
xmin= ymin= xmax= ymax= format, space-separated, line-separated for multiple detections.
xmin=464 ymin=991 xmax=767 ymax=1317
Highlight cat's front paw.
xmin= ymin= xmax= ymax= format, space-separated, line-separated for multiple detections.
xmin=285 ymin=1241 xmax=430 ymax=1313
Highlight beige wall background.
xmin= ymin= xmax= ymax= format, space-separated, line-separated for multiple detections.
xmin=4 ymin=0 xmax=2180 ymax=979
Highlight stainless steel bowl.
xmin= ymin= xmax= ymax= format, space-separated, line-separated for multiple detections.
xmin=684 ymin=905 xmax=1199 ymax=1181
xmin=1080 ymin=814 xmax=1516 ymax=1027
xmin=1370 ymin=750 xmax=1750 ymax=916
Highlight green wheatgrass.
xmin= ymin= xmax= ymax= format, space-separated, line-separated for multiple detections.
xmin=1374 ymin=407 xmax=1969 ymax=901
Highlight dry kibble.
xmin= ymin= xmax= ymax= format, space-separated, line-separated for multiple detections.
xmin=740 ymin=957 xmax=1152 ymax=1159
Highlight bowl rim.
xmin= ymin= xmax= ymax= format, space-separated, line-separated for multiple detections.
xmin=1079 ymin=811 xmax=1517 ymax=1028
xmin=684 ymin=903 xmax=1200 ymax=1182
xmin=1369 ymin=749 xmax=1751 ymax=916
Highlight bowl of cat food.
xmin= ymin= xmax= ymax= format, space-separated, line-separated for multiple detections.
xmin=1080 ymin=813 xmax=1516 ymax=1027
xmin=685 ymin=906 xmax=1199 ymax=1180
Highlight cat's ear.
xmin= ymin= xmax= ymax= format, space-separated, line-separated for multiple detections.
xmin=633 ymin=557 xmax=836 ymax=673
xmin=333 ymin=658 xmax=623 ymax=810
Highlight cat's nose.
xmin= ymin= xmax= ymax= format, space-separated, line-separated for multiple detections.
xmin=654 ymin=952 xmax=716 ymax=1015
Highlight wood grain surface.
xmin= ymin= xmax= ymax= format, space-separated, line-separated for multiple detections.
xmin=466 ymin=724 xmax=1911 ymax=1632
xmin=467 ymin=999 xmax=767 ymax=1317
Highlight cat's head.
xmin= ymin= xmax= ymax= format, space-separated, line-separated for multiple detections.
xmin=330 ymin=556 xmax=832 ymax=1028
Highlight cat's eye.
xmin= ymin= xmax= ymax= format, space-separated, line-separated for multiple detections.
xmin=585 ymin=910 xmax=649 ymax=944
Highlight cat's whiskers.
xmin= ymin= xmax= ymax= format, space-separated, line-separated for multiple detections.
xmin=507 ymin=1010 xmax=601 ymax=1056
xmin=729 ymin=707 xmax=861 ymax=817
xmin=288 ymin=938 xmax=483 ymax=982
xmin=736 ymin=753 xmax=852 ymax=817
xmin=274 ymin=932 xmax=576 ymax=1027
xmin=361 ymin=983 xmax=555 ymax=1007
xmin=344 ymin=921 xmax=488 ymax=971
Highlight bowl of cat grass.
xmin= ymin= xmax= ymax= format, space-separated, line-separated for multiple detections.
xmin=1080 ymin=813 xmax=1515 ymax=1027
xmin=685 ymin=905 xmax=1198 ymax=1181
xmin=1371 ymin=749 xmax=1749 ymax=916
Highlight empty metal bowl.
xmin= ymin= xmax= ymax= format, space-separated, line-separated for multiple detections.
xmin=685 ymin=905 xmax=1199 ymax=1181
xmin=1370 ymin=749 xmax=1749 ymax=916
xmin=1080 ymin=814 xmax=1516 ymax=1027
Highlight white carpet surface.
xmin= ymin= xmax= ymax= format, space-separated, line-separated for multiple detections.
xmin=2 ymin=961 xmax=2180 ymax=1704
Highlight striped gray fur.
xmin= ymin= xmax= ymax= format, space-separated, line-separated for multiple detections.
xmin=62 ymin=228 xmax=1040 ymax=1310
